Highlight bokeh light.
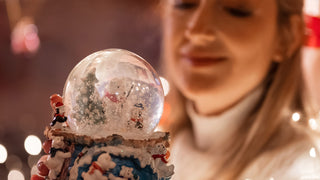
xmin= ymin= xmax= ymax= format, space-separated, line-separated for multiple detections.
xmin=0 ymin=144 xmax=8 ymax=163
xmin=5 ymin=155 xmax=23 ymax=170
xmin=24 ymin=135 xmax=42 ymax=155
xmin=292 ymin=112 xmax=301 ymax=122
xmin=309 ymin=118 xmax=319 ymax=130
xmin=160 ymin=76 xmax=170 ymax=96
xmin=8 ymin=170 xmax=25 ymax=180
xmin=304 ymin=0 xmax=320 ymax=16
xmin=309 ymin=147 xmax=317 ymax=158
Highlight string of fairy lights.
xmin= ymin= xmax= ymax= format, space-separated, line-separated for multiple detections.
xmin=292 ymin=112 xmax=320 ymax=131
xmin=291 ymin=111 xmax=320 ymax=158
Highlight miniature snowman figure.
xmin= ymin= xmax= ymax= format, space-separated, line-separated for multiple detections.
xmin=50 ymin=94 xmax=68 ymax=129
xmin=108 ymin=166 xmax=135 ymax=180
xmin=45 ymin=136 xmax=71 ymax=180
xmin=150 ymin=143 xmax=174 ymax=178
xmin=104 ymin=78 xmax=130 ymax=116
xmin=128 ymin=103 xmax=145 ymax=129
xmin=82 ymin=153 xmax=116 ymax=180
xmin=105 ymin=78 xmax=131 ymax=103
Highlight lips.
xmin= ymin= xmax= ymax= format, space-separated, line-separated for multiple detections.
xmin=180 ymin=55 xmax=226 ymax=67
xmin=179 ymin=45 xmax=227 ymax=67
xmin=179 ymin=50 xmax=227 ymax=67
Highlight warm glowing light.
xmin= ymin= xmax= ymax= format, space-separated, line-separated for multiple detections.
xmin=8 ymin=170 xmax=25 ymax=180
xmin=155 ymin=126 xmax=163 ymax=132
xmin=304 ymin=0 xmax=320 ymax=16
xmin=160 ymin=77 xmax=170 ymax=96
xmin=309 ymin=118 xmax=319 ymax=130
xmin=0 ymin=144 xmax=8 ymax=163
xmin=24 ymin=135 xmax=42 ymax=155
xmin=309 ymin=147 xmax=317 ymax=158
xmin=292 ymin=112 xmax=301 ymax=122
xmin=269 ymin=177 xmax=275 ymax=180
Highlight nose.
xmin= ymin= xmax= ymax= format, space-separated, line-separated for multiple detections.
xmin=185 ymin=4 xmax=216 ymax=46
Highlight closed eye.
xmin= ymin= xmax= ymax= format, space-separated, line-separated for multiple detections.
xmin=224 ymin=7 xmax=252 ymax=18
xmin=174 ymin=2 xmax=197 ymax=10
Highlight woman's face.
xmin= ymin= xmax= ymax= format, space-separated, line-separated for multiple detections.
xmin=163 ymin=0 xmax=279 ymax=115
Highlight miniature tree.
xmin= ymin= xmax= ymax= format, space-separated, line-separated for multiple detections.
xmin=73 ymin=68 xmax=106 ymax=125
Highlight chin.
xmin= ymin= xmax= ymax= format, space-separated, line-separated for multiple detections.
xmin=181 ymin=70 xmax=219 ymax=86
xmin=177 ymin=78 xmax=221 ymax=101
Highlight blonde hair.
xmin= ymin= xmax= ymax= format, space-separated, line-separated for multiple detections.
xmin=162 ymin=0 xmax=313 ymax=179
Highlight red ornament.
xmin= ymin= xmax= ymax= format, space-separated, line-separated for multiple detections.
xmin=42 ymin=139 xmax=52 ymax=154
xmin=37 ymin=155 xmax=49 ymax=176
xmin=305 ymin=15 xmax=320 ymax=48
xmin=31 ymin=174 xmax=45 ymax=180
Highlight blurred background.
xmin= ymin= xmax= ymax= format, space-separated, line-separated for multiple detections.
xmin=1 ymin=0 xmax=320 ymax=179
xmin=0 ymin=0 xmax=162 ymax=179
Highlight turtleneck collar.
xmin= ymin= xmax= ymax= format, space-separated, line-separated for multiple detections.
xmin=187 ymin=86 xmax=264 ymax=151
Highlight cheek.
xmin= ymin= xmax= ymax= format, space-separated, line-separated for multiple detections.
xmin=163 ymin=12 xmax=187 ymax=78
xmin=222 ymin=18 xmax=278 ymax=80
xmin=226 ymin=33 xmax=275 ymax=94
xmin=163 ymin=12 xmax=186 ymax=51
xmin=224 ymin=20 xmax=277 ymax=58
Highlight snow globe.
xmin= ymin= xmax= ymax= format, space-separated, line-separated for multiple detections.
xmin=31 ymin=49 xmax=174 ymax=180
xmin=63 ymin=49 xmax=164 ymax=138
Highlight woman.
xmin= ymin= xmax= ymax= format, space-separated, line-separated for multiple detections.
xmin=161 ymin=0 xmax=320 ymax=179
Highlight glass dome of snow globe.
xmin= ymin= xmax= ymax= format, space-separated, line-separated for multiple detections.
xmin=63 ymin=49 xmax=164 ymax=138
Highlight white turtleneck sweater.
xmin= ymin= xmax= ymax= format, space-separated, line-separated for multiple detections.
xmin=170 ymin=89 xmax=320 ymax=180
